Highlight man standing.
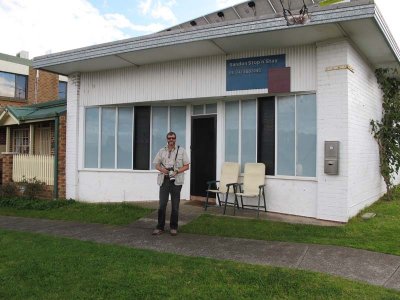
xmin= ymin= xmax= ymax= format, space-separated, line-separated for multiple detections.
xmin=152 ymin=131 xmax=190 ymax=236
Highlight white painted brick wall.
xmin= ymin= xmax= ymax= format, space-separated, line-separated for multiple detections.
xmin=347 ymin=45 xmax=385 ymax=217
xmin=316 ymin=40 xmax=350 ymax=222
xmin=316 ymin=39 xmax=387 ymax=221
xmin=265 ymin=179 xmax=317 ymax=218
xmin=65 ymin=40 xmax=387 ymax=222
xmin=66 ymin=73 xmax=80 ymax=200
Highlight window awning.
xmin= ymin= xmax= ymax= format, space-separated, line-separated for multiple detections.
xmin=0 ymin=99 xmax=66 ymax=126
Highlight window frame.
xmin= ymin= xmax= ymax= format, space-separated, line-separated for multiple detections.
xmin=35 ymin=126 xmax=52 ymax=155
xmin=150 ymin=105 xmax=187 ymax=170
xmin=83 ymin=104 xmax=187 ymax=171
xmin=13 ymin=128 xmax=30 ymax=154
xmin=224 ymin=93 xmax=317 ymax=179
xmin=58 ymin=81 xmax=68 ymax=100
xmin=274 ymin=93 xmax=317 ymax=179
xmin=0 ymin=71 xmax=28 ymax=100
xmin=84 ymin=106 xmax=134 ymax=170
xmin=224 ymin=99 xmax=258 ymax=172
xmin=191 ymin=103 xmax=218 ymax=116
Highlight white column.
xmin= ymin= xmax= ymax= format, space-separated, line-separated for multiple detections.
xmin=66 ymin=73 xmax=81 ymax=200
xmin=316 ymin=39 xmax=350 ymax=222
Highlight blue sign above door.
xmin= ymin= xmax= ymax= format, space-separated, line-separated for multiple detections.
xmin=226 ymin=54 xmax=286 ymax=91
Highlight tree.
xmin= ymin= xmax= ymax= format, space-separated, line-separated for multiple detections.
xmin=370 ymin=68 xmax=400 ymax=200
xmin=319 ymin=0 xmax=347 ymax=6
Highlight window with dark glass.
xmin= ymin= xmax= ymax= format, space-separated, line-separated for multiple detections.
xmin=58 ymin=81 xmax=67 ymax=100
xmin=84 ymin=105 xmax=186 ymax=170
xmin=0 ymin=71 xmax=27 ymax=100
xmin=225 ymin=94 xmax=317 ymax=177
xmin=258 ymin=97 xmax=275 ymax=175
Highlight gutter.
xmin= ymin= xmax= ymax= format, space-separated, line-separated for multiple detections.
xmin=374 ymin=6 xmax=400 ymax=65
xmin=33 ymin=4 xmax=377 ymax=69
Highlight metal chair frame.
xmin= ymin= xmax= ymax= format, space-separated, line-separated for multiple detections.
xmin=233 ymin=163 xmax=267 ymax=218
xmin=204 ymin=162 xmax=240 ymax=214
xmin=205 ymin=181 xmax=239 ymax=214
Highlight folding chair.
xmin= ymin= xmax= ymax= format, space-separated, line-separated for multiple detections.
xmin=205 ymin=162 xmax=240 ymax=214
xmin=234 ymin=163 xmax=267 ymax=218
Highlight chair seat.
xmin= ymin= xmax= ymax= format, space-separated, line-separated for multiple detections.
xmin=235 ymin=192 xmax=259 ymax=197
xmin=206 ymin=189 xmax=221 ymax=193
xmin=205 ymin=162 xmax=241 ymax=212
xmin=207 ymin=189 xmax=235 ymax=194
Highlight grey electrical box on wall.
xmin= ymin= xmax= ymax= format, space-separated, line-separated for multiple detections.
xmin=324 ymin=141 xmax=339 ymax=175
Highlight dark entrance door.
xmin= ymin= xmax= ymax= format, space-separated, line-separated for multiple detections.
xmin=191 ymin=116 xmax=216 ymax=199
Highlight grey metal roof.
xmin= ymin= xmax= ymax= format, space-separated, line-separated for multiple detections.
xmin=165 ymin=0 xmax=322 ymax=32
xmin=33 ymin=0 xmax=399 ymax=75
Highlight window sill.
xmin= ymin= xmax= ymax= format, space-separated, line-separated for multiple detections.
xmin=0 ymin=97 xmax=27 ymax=103
xmin=265 ymin=175 xmax=317 ymax=182
xmin=78 ymin=168 xmax=158 ymax=173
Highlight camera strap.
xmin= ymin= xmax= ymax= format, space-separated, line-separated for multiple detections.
xmin=174 ymin=146 xmax=180 ymax=163
xmin=161 ymin=146 xmax=180 ymax=170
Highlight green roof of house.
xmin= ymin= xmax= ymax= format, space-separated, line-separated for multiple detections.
xmin=0 ymin=52 xmax=32 ymax=66
xmin=5 ymin=99 xmax=66 ymax=122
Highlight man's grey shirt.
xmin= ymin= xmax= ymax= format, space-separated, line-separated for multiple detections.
xmin=153 ymin=145 xmax=190 ymax=185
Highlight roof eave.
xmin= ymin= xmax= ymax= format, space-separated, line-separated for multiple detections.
xmin=0 ymin=109 xmax=21 ymax=125
xmin=373 ymin=6 xmax=400 ymax=66
xmin=33 ymin=4 xmax=378 ymax=69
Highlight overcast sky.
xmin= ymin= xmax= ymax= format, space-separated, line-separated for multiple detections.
xmin=0 ymin=0 xmax=398 ymax=59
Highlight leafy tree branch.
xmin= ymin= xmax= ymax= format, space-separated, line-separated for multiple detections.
xmin=370 ymin=68 xmax=400 ymax=200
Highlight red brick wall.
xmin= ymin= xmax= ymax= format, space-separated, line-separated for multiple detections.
xmin=1 ymin=153 xmax=13 ymax=184
xmin=0 ymin=98 xmax=25 ymax=111
xmin=37 ymin=185 xmax=54 ymax=200
xmin=27 ymin=68 xmax=59 ymax=104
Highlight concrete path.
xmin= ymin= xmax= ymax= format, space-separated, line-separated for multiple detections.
xmin=0 ymin=204 xmax=399 ymax=291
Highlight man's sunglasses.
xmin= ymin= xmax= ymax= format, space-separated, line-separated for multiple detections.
xmin=167 ymin=137 xmax=176 ymax=140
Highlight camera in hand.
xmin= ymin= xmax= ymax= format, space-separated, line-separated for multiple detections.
xmin=166 ymin=167 xmax=176 ymax=181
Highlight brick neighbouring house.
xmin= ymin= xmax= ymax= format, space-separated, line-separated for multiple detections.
xmin=0 ymin=52 xmax=67 ymax=198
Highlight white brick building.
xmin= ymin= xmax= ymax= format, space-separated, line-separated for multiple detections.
xmin=33 ymin=0 xmax=399 ymax=222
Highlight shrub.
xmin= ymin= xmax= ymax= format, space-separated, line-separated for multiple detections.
xmin=0 ymin=182 xmax=19 ymax=198
xmin=19 ymin=176 xmax=46 ymax=200
xmin=0 ymin=197 xmax=75 ymax=210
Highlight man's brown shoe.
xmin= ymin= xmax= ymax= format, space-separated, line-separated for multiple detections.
xmin=170 ymin=229 xmax=178 ymax=236
xmin=152 ymin=229 xmax=164 ymax=235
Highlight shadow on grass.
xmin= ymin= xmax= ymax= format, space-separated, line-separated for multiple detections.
xmin=0 ymin=198 xmax=154 ymax=225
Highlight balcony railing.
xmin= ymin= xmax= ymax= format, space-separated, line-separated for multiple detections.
xmin=12 ymin=154 xmax=54 ymax=185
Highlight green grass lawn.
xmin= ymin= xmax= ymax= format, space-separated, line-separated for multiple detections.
xmin=0 ymin=198 xmax=153 ymax=225
xmin=1 ymin=229 xmax=399 ymax=299
xmin=181 ymin=197 xmax=400 ymax=256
